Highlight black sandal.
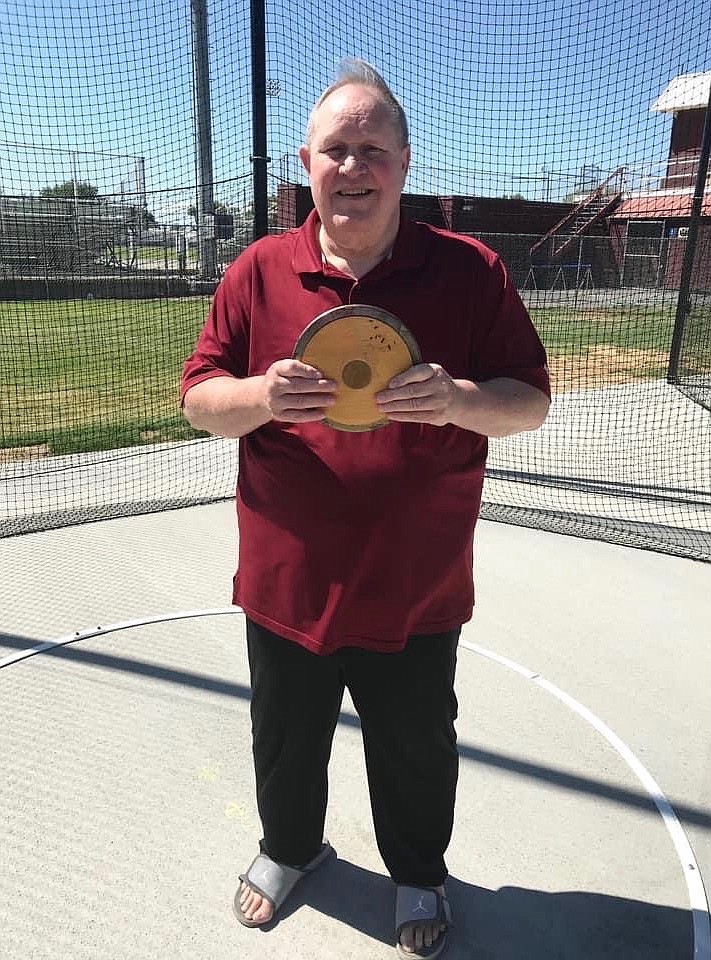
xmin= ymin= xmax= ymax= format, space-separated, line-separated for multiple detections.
xmin=395 ymin=884 xmax=451 ymax=958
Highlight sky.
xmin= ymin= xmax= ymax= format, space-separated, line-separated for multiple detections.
xmin=1 ymin=0 xmax=709 ymax=222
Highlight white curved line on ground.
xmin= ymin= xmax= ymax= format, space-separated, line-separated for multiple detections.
xmin=460 ymin=638 xmax=710 ymax=960
xmin=0 ymin=606 xmax=240 ymax=670
xmin=1 ymin=608 xmax=708 ymax=959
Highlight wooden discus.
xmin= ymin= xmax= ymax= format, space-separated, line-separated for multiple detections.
xmin=293 ymin=304 xmax=421 ymax=431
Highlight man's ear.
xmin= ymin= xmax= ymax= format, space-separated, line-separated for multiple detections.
xmin=298 ymin=145 xmax=311 ymax=174
xmin=402 ymin=145 xmax=411 ymax=177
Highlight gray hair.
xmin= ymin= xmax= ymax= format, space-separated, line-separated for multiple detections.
xmin=306 ymin=57 xmax=409 ymax=147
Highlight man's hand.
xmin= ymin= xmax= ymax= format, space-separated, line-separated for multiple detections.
xmin=263 ymin=359 xmax=337 ymax=422
xmin=376 ymin=363 xmax=461 ymax=427
xmin=376 ymin=365 xmax=550 ymax=436
xmin=182 ymin=361 xmax=336 ymax=438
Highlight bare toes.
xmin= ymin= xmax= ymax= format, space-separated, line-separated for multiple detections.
xmin=399 ymin=920 xmax=446 ymax=953
xmin=238 ymin=883 xmax=273 ymax=923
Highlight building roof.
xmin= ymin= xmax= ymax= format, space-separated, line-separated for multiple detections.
xmin=614 ymin=194 xmax=711 ymax=219
xmin=652 ymin=72 xmax=711 ymax=114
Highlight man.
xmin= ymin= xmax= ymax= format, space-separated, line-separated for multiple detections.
xmin=181 ymin=58 xmax=550 ymax=959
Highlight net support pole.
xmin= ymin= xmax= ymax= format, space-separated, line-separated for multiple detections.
xmin=191 ymin=0 xmax=217 ymax=280
xmin=136 ymin=157 xmax=147 ymax=226
xmin=70 ymin=149 xmax=80 ymax=253
xmin=250 ymin=0 xmax=270 ymax=241
xmin=667 ymin=84 xmax=711 ymax=384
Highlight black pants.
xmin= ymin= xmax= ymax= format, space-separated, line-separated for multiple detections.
xmin=246 ymin=618 xmax=460 ymax=886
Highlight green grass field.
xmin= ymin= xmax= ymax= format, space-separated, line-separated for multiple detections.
xmin=0 ymin=296 xmax=704 ymax=456
xmin=530 ymin=303 xmax=678 ymax=389
xmin=0 ymin=298 xmax=211 ymax=455
xmin=531 ymin=304 xmax=674 ymax=351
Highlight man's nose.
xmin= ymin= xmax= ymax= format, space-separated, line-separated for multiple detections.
xmin=341 ymin=153 xmax=366 ymax=174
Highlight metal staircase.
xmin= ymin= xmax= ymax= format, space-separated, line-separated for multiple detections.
xmin=530 ymin=167 xmax=625 ymax=262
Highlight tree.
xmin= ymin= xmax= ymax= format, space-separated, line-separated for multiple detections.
xmin=40 ymin=180 xmax=99 ymax=200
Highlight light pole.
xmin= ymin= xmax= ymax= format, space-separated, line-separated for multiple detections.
xmin=191 ymin=0 xmax=217 ymax=279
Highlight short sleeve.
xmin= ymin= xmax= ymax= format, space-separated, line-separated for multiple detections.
xmin=472 ymin=256 xmax=550 ymax=399
xmin=180 ymin=255 xmax=252 ymax=401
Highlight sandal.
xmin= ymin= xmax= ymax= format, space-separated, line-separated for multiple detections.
xmin=233 ymin=841 xmax=334 ymax=928
xmin=395 ymin=885 xmax=451 ymax=959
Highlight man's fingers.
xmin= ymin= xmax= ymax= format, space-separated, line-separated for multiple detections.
xmin=264 ymin=359 xmax=336 ymax=421
xmin=374 ymin=363 xmax=460 ymax=427
xmin=266 ymin=361 xmax=336 ymax=420
xmin=277 ymin=389 xmax=336 ymax=408
xmin=377 ymin=378 xmax=443 ymax=406
xmin=385 ymin=363 xmax=438 ymax=389
xmin=278 ymin=407 xmax=333 ymax=422
xmin=278 ymin=375 xmax=336 ymax=394
xmin=377 ymin=363 xmax=454 ymax=408
xmin=271 ymin=358 xmax=331 ymax=380
xmin=266 ymin=360 xmax=336 ymax=399
xmin=377 ymin=382 xmax=434 ymax=404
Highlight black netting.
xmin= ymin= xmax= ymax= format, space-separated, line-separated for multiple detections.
xmin=1 ymin=0 xmax=709 ymax=559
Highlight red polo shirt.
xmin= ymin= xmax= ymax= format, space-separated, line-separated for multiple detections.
xmin=181 ymin=210 xmax=549 ymax=654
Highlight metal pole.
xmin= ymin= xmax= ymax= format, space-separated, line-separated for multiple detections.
xmin=136 ymin=157 xmax=147 ymax=239
xmin=191 ymin=0 xmax=216 ymax=279
xmin=136 ymin=158 xmax=146 ymax=213
xmin=667 ymin=84 xmax=711 ymax=383
xmin=71 ymin=150 xmax=79 ymax=208
xmin=70 ymin=149 xmax=80 ymax=245
xmin=250 ymin=0 xmax=269 ymax=240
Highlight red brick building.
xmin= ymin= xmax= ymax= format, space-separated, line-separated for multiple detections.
xmin=611 ymin=71 xmax=711 ymax=289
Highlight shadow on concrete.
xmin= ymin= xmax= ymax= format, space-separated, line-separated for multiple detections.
xmin=0 ymin=630 xmax=252 ymax=698
xmin=266 ymin=855 xmax=692 ymax=958
xmin=3 ymin=632 xmax=710 ymax=835
xmin=0 ymin=630 xmax=36 ymax=648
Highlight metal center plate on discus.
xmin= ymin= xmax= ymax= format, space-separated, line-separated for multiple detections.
xmin=293 ymin=304 xmax=421 ymax=431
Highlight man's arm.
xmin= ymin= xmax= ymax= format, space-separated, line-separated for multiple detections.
xmin=447 ymin=376 xmax=550 ymax=437
xmin=182 ymin=361 xmax=337 ymax=439
xmin=376 ymin=364 xmax=550 ymax=437
xmin=182 ymin=375 xmax=272 ymax=438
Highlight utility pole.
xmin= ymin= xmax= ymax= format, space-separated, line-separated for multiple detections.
xmin=191 ymin=0 xmax=217 ymax=279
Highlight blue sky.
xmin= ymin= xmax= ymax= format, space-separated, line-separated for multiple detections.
xmin=1 ymin=0 xmax=708 ymax=219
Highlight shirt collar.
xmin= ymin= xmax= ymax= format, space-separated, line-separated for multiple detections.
xmin=292 ymin=207 xmax=428 ymax=278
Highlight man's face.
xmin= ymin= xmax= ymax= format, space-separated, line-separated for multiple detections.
xmin=299 ymin=84 xmax=410 ymax=253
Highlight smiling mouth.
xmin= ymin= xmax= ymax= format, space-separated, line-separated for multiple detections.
xmin=336 ymin=189 xmax=374 ymax=197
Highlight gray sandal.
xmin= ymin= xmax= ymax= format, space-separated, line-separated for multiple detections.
xmin=233 ymin=841 xmax=334 ymax=927
xmin=395 ymin=885 xmax=451 ymax=959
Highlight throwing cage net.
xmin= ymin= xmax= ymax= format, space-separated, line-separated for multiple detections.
xmin=1 ymin=0 xmax=709 ymax=560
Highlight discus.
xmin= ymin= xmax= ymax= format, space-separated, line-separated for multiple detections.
xmin=293 ymin=304 xmax=421 ymax=431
